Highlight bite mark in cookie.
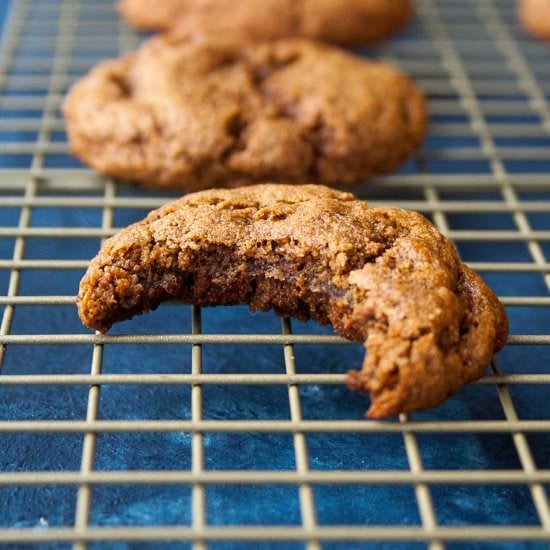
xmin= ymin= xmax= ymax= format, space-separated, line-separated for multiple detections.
xmin=64 ymin=35 xmax=426 ymax=192
xmin=77 ymin=184 xmax=508 ymax=418
xmin=117 ymin=0 xmax=413 ymax=46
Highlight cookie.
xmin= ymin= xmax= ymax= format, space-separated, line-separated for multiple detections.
xmin=77 ymin=184 xmax=508 ymax=418
xmin=64 ymin=35 xmax=426 ymax=192
xmin=117 ymin=0 xmax=413 ymax=46
xmin=519 ymin=0 xmax=550 ymax=39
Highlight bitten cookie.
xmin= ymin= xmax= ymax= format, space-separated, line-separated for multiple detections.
xmin=63 ymin=35 xmax=426 ymax=192
xmin=118 ymin=0 xmax=413 ymax=46
xmin=77 ymin=184 xmax=508 ymax=418
xmin=519 ymin=0 xmax=550 ymax=39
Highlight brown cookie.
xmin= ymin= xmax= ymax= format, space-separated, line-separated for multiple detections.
xmin=64 ymin=35 xmax=426 ymax=192
xmin=519 ymin=0 xmax=550 ymax=39
xmin=77 ymin=184 xmax=508 ymax=418
xmin=117 ymin=0 xmax=413 ymax=46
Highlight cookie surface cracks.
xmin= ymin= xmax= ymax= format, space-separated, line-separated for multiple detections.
xmin=77 ymin=184 xmax=508 ymax=418
xmin=64 ymin=36 xmax=426 ymax=191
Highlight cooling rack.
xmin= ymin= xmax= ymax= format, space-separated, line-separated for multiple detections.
xmin=1 ymin=0 xmax=550 ymax=548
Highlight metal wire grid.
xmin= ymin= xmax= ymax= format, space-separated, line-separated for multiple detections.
xmin=0 ymin=0 xmax=550 ymax=547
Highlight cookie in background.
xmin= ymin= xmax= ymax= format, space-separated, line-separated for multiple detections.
xmin=118 ymin=0 xmax=413 ymax=46
xmin=518 ymin=0 xmax=550 ymax=39
xmin=64 ymin=34 xmax=426 ymax=192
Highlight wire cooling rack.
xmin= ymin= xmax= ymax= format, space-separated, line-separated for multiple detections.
xmin=1 ymin=0 xmax=550 ymax=548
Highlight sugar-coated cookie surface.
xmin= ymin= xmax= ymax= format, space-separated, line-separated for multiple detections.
xmin=64 ymin=35 xmax=426 ymax=192
xmin=77 ymin=184 xmax=507 ymax=418
xmin=118 ymin=0 xmax=413 ymax=46
xmin=519 ymin=0 xmax=550 ymax=39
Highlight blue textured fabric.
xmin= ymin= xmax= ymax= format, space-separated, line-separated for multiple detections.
xmin=1 ymin=1 xmax=550 ymax=549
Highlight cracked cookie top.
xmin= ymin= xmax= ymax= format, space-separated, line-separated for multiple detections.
xmin=64 ymin=35 xmax=427 ymax=191
xmin=117 ymin=0 xmax=413 ymax=46
xmin=77 ymin=184 xmax=507 ymax=418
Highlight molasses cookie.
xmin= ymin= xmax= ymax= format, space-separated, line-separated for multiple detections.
xmin=118 ymin=0 xmax=413 ymax=46
xmin=64 ymin=35 xmax=426 ymax=192
xmin=77 ymin=184 xmax=508 ymax=418
xmin=519 ymin=0 xmax=550 ymax=39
